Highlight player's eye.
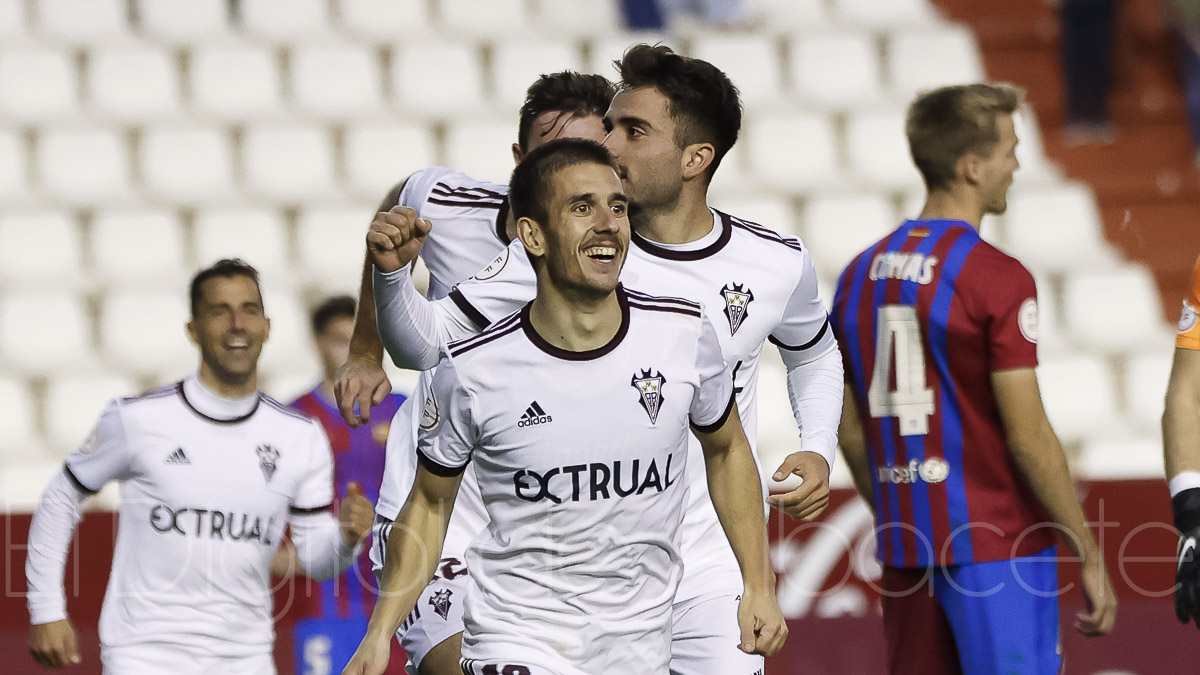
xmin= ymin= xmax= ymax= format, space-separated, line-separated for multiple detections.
xmin=630 ymin=126 xmax=645 ymax=138
xmin=572 ymin=203 xmax=592 ymax=215
xmin=611 ymin=202 xmax=627 ymax=217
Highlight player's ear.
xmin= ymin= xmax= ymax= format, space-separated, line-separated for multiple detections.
xmin=959 ymin=151 xmax=984 ymax=186
xmin=681 ymin=142 xmax=714 ymax=181
xmin=511 ymin=142 xmax=524 ymax=165
xmin=186 ymin=319 xmax=199 ymax=347
xmin=516 ymin=216 xmax=546 ymax=258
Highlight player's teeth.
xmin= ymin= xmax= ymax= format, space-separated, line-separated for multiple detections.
xmin=586 ymin=247 xmax=616 ymax=257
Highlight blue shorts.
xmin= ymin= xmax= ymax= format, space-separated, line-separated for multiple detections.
xmin=882 ymin=546 xmax=1062 ymax=675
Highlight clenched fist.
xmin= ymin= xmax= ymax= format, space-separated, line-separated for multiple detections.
xmin=367 ymin=206 xmax=432 ymax=274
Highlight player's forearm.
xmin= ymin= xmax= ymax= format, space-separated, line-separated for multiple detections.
xmin=289 ymin=512 xmax=358 ymax=580
xmin=1008 ymin=425 xmax=1098 ymax=561
xmin=348 ymin=253 xmax=386 ymax=365
xmin=25 ymin=473 xmax=85 ymax=625
xmin=1163 ymin=350 xmax=1200 ymax=481
xmin=705 ymin=440 xmax=773 ymax=594
xmin=373 ymin=266 xmax=467 ymax=370
xmin=782 ymin=344 xmax=844 ymax=471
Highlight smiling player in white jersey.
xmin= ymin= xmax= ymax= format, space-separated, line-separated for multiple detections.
xmin=345 ymin=138 xmax=786 ymax=675
xmin=364 ymin=45 xmax=843 ymax=674
xmin=25 ymin=260 xmax=364 ymax=674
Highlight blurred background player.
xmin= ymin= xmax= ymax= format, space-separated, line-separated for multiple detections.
xmin=1163 ymin=253 xmax=1200 ymax=627
xmin=25 ymin=259 xmax=368 ymax=674
xmin=833 ymin=84 xmax=1117 ymax=674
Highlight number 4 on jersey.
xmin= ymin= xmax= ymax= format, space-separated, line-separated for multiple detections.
xmin=868 ymin=304 xmax=935 ymax=436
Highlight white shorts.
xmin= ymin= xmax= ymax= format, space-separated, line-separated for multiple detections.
xmin=669 ymin=591 xmax=765 ymax=675
xmin=371 ymin=516 xmax=470 ymax=673
xmin=101 ymin=644 xmax=275 ymax=675
xmin=459 ymin=656 xmax=570 ymax=675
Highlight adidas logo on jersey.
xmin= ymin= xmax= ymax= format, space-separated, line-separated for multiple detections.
xmin=164 ymin=447 xmax=190 ymax=465
xmin=517 ymin=401 xmax=552 ymax=428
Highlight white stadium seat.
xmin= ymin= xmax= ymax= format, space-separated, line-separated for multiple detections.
xmin=1078 ymin=436 xmax=1164 ymax=480
xmin=1061 ymin=265 xmax=1175 ymax=352
xmin=790 ymin=32 xmax=882 ymax=108
xmin=530 ymin=0 xmax=621 ymax=36
xmin=0 ymin=377 xmax=38 ymax=458
xmin=744 ymin=0 xmax=829 ymax=28
xmin=91 ymin=209 xmax=188 ymax=284
xmin=689 ymin=34 xmax=785 ymax=106
xmin=831 ymin=0 xmax=940 ymax=30
xmin=189 ymin=44 xmax=283 ymax=119
xmin=391 ymin=42 xmax=486 ymax=117
xmin=743 ymin=111 xmax=841 ymax=192
xmin=295 ymin=206 xmax=372 ymax=286
xmin=444 ymin=119 xmax=520 ymax=184
xmin=1030 ymin=273 xmax=1069 ymax=353
xmin=35 ymin=0 xmax=128 ymax=42
xmin=0 ymin=460 xmax=63 ymax=512
xmin=437 ymin=0 xmax=532 ymax=38
xmin=0 ymin=130 xmax=27 ymax=201
xmin=0 ymin=291 xmax=93 ymax=375
xmin=490 ymin=41 xmax=585 ymax=110
xmin=137 ymin=0 xmax=231 ymax=43
xmin=100 ymin=290 xmax=193 ymax=377
xmin=1013 ymin=108 xmax=1058 ymax=184
xmin=242 ymin=124 xmax=337 ymax=201
xmin=193 ymin=208 xmax=291 ymax=281
xmin=0 ymin=46 xmax=77 ymax=121
xmin=258 ymin=291 xmax=319 ymax=378
xmin=44 ymin=372 xmax=141 ymax=456
xmin=36 ymin=127 xmax=131 ymax=203
xmin=0 ymin=0 xmax=25 ymax=39
xmin=290 ymin=43 xmax=383 ymax=117
xmin=1124 ymin=351 xmax=1173 ymax=432
xmin=238 ymin=0 xmax=329 ymax=41
xmin=87 ymin=44 xmax=180 ymax=121
xmin=800 ymin=193 xmax=896 ymax=279
xmin=712 ymin=195 xmax=799 ymax=238
xmin=1038 ymin=354 xmax=1123 ymax=444
xmin=140 ymin=125 xmax=235 ymax=201
xmin=844 ymin=109 xmax=923 ymax=190
xmin=1004 ymin=184 xmax=1121 ymax=274
xmin=0 ymin=211 xmax=83 ymax=287
xmin=707 ymin=143 xmax=751 ymax=195
xmin=888 ymin=27 xmax=986 ymax=101
xmin=336 ymin=0 xmax=431 ymax=40
xmin=343 ymin=122 xmax=437 ymax=197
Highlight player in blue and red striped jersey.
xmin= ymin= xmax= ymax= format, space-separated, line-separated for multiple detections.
xmin=833 ymin=84 xmax=1117 ymax=674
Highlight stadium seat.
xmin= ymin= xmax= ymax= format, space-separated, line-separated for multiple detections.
xmin=0 ymin=377 xmax=38 ymax=458
xmin=258 ymin=291 xmax=319 ymax=379
xmin=1012 ymin=108 xmax=1058 ymax=184
xmin=710 ymin=195 xmax=799 ymax=238
xmin=1078 ymin=436 xmax=1164 ymax=480
xmin=91 ymin=208 xmax=188 ymax=284
xmin=0 ymin=291 xmax=93 ymax=375
xmin=0 ymin=460 xmax=62 ymax=511
xmin=343 ymin=122 xmax=437 ymax=198
xmin=689 ymin=34 xmax=785 ymax=107
xmin=43 ymin=372 xmax=141 ymax=456
xmin=140 ymin=125 xmax=235 ymax=201
xmin=707 ymin=143 xmax=751 ymax=195
xmin=436 ymin=0 xmax=532 ymax=38
xmin=585 ymin=34 xmax=669 ymax=77
xmin=289 ymin=42 xmax=383 ymax=118
xmin=0 ymin=46 xmax=77 ymax=121
xmin=490 ymin=41 xmax=586 ymax=110
xmin=137 ymin=0 xmax=231 ymax=43
xmin=100 ymin=290 xmax=193 ymax=377
xmin=831 ymin=0 xmax=940 ymax=29
xmin=789 ymin=32 xmax=882 ymax=108
xmin=1037 ymin=353 xmax=1122 ymax=444
xmin=391 ymin=42 xmax=486 ymax=117
xmin=241 ymin=124 xmax=337 ymax=201
xmin=1030 ymin=273 xmax=1069 ymax=353
xmin=444 ymin=119 xmax=521 ymax=184
xmin=0 ymin=211 xmax=83 ymax=287
xmin=744 ymin=0 xmax=829 ymax=28
xmin=189 ymin=44 xmax=283 ymax=120
xmin=1004 ymin=184 xmax=1121 ymax=274
xmin=887 ymin=26 xmax=986 ymax=101
xmin=800 ymin=193 xmax=896 ymax=279
xmin=295 ymin=206 xmax=372 ymax=287
xmin=1124 ymin=351 xmax=1172 ymax=432
xmin=36 ymin=127 xmax=131 ymax=203
xmin=35 ymin=0 xmax=128 ymax=42
xmin=530 ymin=0 xmax=621 ymax=37
xmin=0 ymin=0 xmax=25 ymax=39
xmin=86 ymin=44 xmax=180 ymax=121
xmin=844 ymin=109 xmax=924 ymax=190
xmin=0 ymin=130 xmax=27 ymax=201
xmin=743 ymin=110 xmax=841 ymax=192
xmin=336 ymin=0 xmax=431 ymax=40
xmin=237 ymin=0 xmax=329 ymax=41
xmin=192 ymin=207 xmax=291 ymax=282
xmin=1061 ymin=265 xmax=1175 ymax=352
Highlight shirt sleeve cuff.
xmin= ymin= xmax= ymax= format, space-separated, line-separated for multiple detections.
xmin=1170 ymin=471 xmax=1200 ymax=497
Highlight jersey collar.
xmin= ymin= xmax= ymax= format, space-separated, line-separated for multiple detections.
xmin=179 ymin=375 xmax=261 ymax=424
xmin=520 ymin=285 xmax=631 ymax=361
xmin=629 ymin=209 xmax=732 ymax=261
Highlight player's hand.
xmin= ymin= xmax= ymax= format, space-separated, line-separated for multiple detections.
xmin=334 ymin=355 xmax=391 ymax=427
xmin=342 ymin=634 xmax=391 ymax=675
xmin=1176 ymin=532 xmax=1200 ymax=628
xmin=1076 ymin=555 xmax=1117 ymax=637
xmin=339 ymin=482 xmax=375 ymax=547
xmin=367 ymin=206 xmax=431 ymax=274
xmin=29 ymin=619 xmax=81 ymax=669
xmin=736 ymin=589 xmax=788 ymax=656
xmin=767 ymin=451 xmax=830 ymax=521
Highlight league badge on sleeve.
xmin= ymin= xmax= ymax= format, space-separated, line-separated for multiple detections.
xmin=1180 ymin=299 xmax=1198 ymax=335
xmin=257 ymin=444 xmax=279 ymax=482
xmin=720 ymin=283 xmax=754 ymax=335
xmin=632 ymin=369 xmax=666 ymax=424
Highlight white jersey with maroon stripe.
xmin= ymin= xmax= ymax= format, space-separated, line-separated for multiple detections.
xmin=418 ymin=288 xmax=734 ymax=674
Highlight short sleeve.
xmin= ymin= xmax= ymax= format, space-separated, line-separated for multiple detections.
xmin=64 ymin=401 xmax=135 ymax=493
xmin=980 ymin=256 xmax=1039 ymax=371
xmin=446 ymin=240 xmax=538 ymax=331
xmin=291 ymin=422 xmax=335 ymax=513
xmin=690 ymin=315 xmax=735 ymax=432
xmin=1176 ymin=256 xmax=1200 ymax=350
xmin=416 ymin=356 xmax=478 ymax=476
xmin=767 ymin=247 xmax=837 ymax=362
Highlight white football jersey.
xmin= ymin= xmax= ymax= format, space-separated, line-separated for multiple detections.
xmin=63 ymin=379 xmax=334 ymax=657
xmin=420 ymin=288 xmax=734 ymax=673
xmin=431 ymin=209 xmax=835 ymax=600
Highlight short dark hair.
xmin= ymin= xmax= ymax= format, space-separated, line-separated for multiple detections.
xmin=189 ymin=258 xmax=262 ymax=318
xmin=517 ymin=71 xmax=616 ymax=152
xmin=906 ymin=83 xmax=1023 ymax=191
xmin=310 ymin=295 xmax=356 ymax=335
xmin=615 ymin=44 xmax=742 ymax=179
xmin=508 ymin=138 xmax=621 ymax=227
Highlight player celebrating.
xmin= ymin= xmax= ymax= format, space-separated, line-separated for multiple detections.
xmin=832 ymin=84 xmax=1117 ymax=673
xmin=345 ymin=138 xmax=785 ymax=675
xmin=26 ymin=260 xmax=364 ymax=673
xmin=1164 ymin=254 xmax=1200 ymax=627
xmin=362 ymin=44 xmax=840 ymax=674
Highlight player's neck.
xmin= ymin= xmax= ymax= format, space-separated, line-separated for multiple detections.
xmin=917 ymin=189 xmax=983 ymax=230
xmin=197 ymin=364 xmax=259 ymax=399
xmin=631 ymin=189 xmax=713 ymax=245
xmin=528 ymin=284 xmax=623 ymax=353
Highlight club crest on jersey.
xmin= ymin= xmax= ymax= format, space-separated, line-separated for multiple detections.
xmin=420 ymin=391 xmax=440 ymax=431
xmin=430 ymin=589 xmax=453 ymax=620
xmin=721 ymin=283 xmax=754 ymax=335
xmin=632 ymin=369 xmax=666 ymax=424
xmin=257 ymin=444 xmax=279 ymax=482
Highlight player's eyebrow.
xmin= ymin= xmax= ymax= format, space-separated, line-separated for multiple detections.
xmin=566 ymin=192 xmax=599 ymax=204
xmin=611 ymin=114 xmax=653 ymax=130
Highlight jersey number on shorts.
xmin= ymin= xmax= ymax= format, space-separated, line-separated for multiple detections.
xmin=868 ymin=304 xmax=935 ymax=436
xmin=481 ymin=666 xmax=530 ymax=675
